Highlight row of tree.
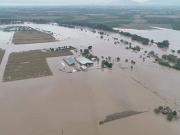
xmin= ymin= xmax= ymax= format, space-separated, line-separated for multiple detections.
xmin=119 ymin=31 xmax=150 ymax=45
xmin=0 ymin=19 xmax=24 ymax=24
xmin=158 ymin=54 xmax=180 ymax=70
xmin=56 ymin=21 xmax=114 ymax=32
xmin=119 ymin=31 xmax=171 ymax=48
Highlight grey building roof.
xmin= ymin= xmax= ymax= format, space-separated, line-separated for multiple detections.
xmin=63 ymin=56 xmax=75 ymax=65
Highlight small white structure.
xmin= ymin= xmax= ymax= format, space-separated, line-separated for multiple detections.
xmin=91 ymin=58 xmax=96 ymax=61
xmin=75 ymin=57 xmax=93 ymax=66
xmin=81 ymin=65 xmax=87 ymax=70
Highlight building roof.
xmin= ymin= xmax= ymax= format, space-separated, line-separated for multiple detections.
xmin=75 ymin=57 xmax=93 ymax=65
xmin=63 ymin=56 xmax=75 ymax=65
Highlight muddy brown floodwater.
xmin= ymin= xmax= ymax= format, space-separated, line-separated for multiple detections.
xmin=0 ymin=23 xmax=180 ymax=135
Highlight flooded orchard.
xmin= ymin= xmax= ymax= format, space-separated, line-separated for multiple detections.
xmin=0 ymin=23 xmax=180 ymax=135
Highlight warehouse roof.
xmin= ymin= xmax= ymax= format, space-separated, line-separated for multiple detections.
xmin=63 ymin=56 xmax=75 ymax=65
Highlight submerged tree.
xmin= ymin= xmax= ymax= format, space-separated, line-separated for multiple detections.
xmin=88 ymin=46 xmax=92 ymax=50
xmin=157 ymin=40 xmax=170 ymax=48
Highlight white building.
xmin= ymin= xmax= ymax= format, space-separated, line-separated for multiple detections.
xmin=75 ymin=57 xmax=93 ymax=66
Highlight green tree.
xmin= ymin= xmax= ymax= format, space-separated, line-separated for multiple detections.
xmin=157 ymin=40 xmax=170 ymax=48
xmin=173 ymin=111 xmax=177 ymax=116
xmin=171 ymin=50 xmax=175 ymax=53
xmin=167 ymin=112 xmax=174 ymax=121
xmin=154 ymin=108 xmax=160 ymax=114
xmin=136 ymin=46 xmax=141 ymax=51
xmin=84 ymin=49 xmax=89 ymax=54
xmin=88 ymin=46 xmax=92 ymax=50
xmin=149 ymin=51 xmax=155 ymax=55
xmin=159 ymin=106 xmax=163 ymax=110
xmin=108 ymin=63 xmax=113 ymax=68
xmin=163 ymin=40 xmax=170 ymax=46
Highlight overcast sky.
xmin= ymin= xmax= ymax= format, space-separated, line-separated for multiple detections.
xmin=0 ymin=0 xmax=178 ymax=5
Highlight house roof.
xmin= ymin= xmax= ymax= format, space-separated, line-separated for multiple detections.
xmin=63 ymin=56 xmax=75 ymax=65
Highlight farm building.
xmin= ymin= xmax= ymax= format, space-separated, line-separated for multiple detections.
xmin=75 ymin=57 xmax=94 ymax=66
xmin=63 ymin=56 xmax=75 ymax=66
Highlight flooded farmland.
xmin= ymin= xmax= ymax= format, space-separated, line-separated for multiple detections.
xmin=0 ymin=23 xmax=180 ymax=135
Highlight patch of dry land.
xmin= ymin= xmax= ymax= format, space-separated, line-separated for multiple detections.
xmin=3 ymin=50 xmax=73 ymax=82
xmin=12 ymin=31 xmax=57 ymax=45
xmin=0 ymin=48 xmax=5 ymax=64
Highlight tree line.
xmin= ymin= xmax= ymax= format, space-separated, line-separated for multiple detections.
xmin=119 ymin=31 xmax=150 ymax=45
xmin=56 ymin=21 xmax=115 ymax=32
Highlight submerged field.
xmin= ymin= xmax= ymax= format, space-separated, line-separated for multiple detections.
xmin=3 ymin=50 xmax=73 ymax=82
xmin=0 ymin=48 xmax=5 ymax=64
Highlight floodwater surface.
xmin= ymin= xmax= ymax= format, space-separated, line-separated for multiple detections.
xmin=0 ymin=23 xmax=180 ymax=135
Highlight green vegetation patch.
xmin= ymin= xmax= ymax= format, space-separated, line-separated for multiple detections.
xmin=158 ymin=54 xmax=180 ymax=70
xmin=3 ymin=26 xmax=35 ymax=32
xmin=3 ymin=49 xmax=73 ymax=82
xmin=156 ymin=40 xmax=170 ymax=48
xmin=99 ymin=110 xmax=144 ymax=125
xmin=80 ymin=47 xmax=99 ymax=62
xmin=154 ymin=106 xmax=178 ymax=121
xmin=101 ymin=60 xmax=113 ymax=68
xmin=119 ymin=31 xmax=150 ymax=45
